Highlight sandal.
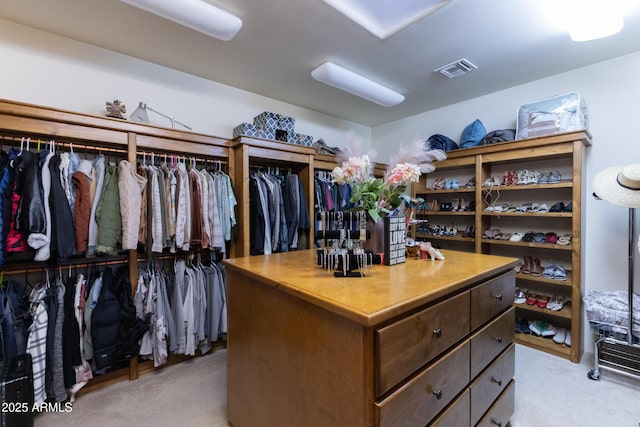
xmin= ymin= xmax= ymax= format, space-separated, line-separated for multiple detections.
xmin=465 ymin=176 xmax=476 ymax=188
xmin=509 ymin=232 xmax=523 ymax=242
xmin=557 ymin=234 xmax=572 ymax=245
xmin=548 ymin=170 xmax=562 ymax=183
xmin=526 ymin=293 xmax=538 ymax=305
xmin=552 ymin=264 xmax=567 ymax=281
xmin=432 ymin=177 xmax=445 ymax=190
xmin=537 ymin=295 xmax=550 ymax=308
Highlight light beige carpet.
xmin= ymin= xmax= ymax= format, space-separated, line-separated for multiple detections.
xmin=35 ymin=344 xmax=640 ymax=427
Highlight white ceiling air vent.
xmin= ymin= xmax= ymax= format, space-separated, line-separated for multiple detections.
xmin=434 ymin=58 xmax=477 ymax=79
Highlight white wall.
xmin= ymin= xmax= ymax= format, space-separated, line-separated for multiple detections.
xmin=373 ymin=51 xmax=640 ymax=354
xmin=0 ymin=18 xmax=370 ymax=148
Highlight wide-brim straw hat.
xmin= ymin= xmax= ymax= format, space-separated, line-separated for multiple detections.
xmin=592 ymin=163 xmax=640 ymax=208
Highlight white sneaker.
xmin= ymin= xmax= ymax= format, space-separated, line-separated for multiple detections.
xmin=553 ymin=328 xmax=566 ymax=344
xmin=564 ymin=330 xmax=572 ymax=347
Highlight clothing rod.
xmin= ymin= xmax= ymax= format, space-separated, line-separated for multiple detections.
xmin=0 ymin=256 xmax=130 ymax=276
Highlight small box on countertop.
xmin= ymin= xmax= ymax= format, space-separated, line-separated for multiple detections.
xmin=288 ymin=133 xmax=314 ymax=147
xmin=516 ymin=92 xmax=587 ymax=140
xmin=253 ymin=111 xmax=296 ymax=133
xmin=233 ymin=123 xmax=275 ymax=140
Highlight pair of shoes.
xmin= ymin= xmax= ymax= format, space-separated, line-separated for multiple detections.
xmin=440 ymin=202 xmax=453 ymax=211
xmin=515 ymin=317 xmax=531 ymax=334
xmin=451 ymin=198 xmax=467 ymax=211
xmin=545 ymin=232 xmax=558 ymax=244
xmin=482 ymin=176 xmax=501 ymax=187
xmin=514 ymin=288 xmax=527 ymax=304
xmin=502 ymin=170 xmax=517 ymax=185
xmin=529 ymin=258 xmax=541 ymax=276
xmin=432 ymin=177 xmax=445 ymax=190
xmin=529 ymin=320 xmax=557 ymax=337
xmin=418 ymin=242 xmax=445 ymax=261
xmin=552 ymin=328 xmax=571 ymax=346
xmin=464 ymin=200 xmax=476 ymax=211
xmin=548 ymin=170 xmax=562 ymax=183
xmin=557 ymin=234 xmax=572 ymax=245
xmin=547 ymin=295 xmax=568 ymax=311
xmin=462 ymin=225 xmax=475 ymax=237
xmin=465 ymin=176 xmax=476 ymax=188
xmin=429 ymin=198 xmax=440 ymax=212
xmin=509 ymin=232 xmax=523 ymax=242
xmin=483 ymin=228 xmax=501 ymax=239
xmin=444 ymin=179 xmax=460 ymax=190
xmin=525 ymin=293 xmax=549 ymax=308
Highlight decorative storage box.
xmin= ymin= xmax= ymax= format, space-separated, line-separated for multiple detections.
xmin=253 ymin=111 xmax=296 ymax=133
xmin=288 ymin=133 xmax=313 ymax=146
xmin=516 ymin=92 xmax=587 ymax=140
xmin=233 ymin=123 xmax=275 ymax=140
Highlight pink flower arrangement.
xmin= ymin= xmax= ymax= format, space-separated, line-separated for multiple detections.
xmin=333 ymin=135 xmax=446 ymax=222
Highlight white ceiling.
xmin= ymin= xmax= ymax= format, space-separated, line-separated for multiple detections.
xmin=1 ymin=0 xmax=639 ymax=126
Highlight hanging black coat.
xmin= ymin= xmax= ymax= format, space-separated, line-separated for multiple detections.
xmin=15 ymin=150 xmax=45 ymax=234
xmin=48 ymin=155 xmax=75 ymax=259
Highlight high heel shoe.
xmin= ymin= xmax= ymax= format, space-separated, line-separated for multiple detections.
xmin=428 ymin=245 xmax=445 ymax=261
xmin=451 ymin=198 xmax=460 ymax=211
xmin=458 ymin=198 xmax=466 ymax=211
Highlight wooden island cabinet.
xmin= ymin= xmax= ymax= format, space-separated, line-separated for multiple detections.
xmin=224 ymin=249 xmax=518 ymax=427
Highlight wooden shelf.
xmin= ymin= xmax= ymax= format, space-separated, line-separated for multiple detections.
xmin=417 ymin=211 xmax=476 ymax=216
xmin=515 ymin=333 xmax=572 ymax=360
xmin=480 ymin=181 xmax=573 ymax=191
xmin=516 ymin=271 xmax=573 ymax=287
xmin=481 ymin=239 xmax=573 ymax=251
xmin=415 ymin=131 xmax=589 ymax=364
xmin=415 ymin=234 xmax=474 ymax=243
xmin=515 ymin=301 xmax=572 ymax=320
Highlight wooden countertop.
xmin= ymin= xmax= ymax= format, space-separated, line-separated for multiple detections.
xmin=224 ymin=249 xmax=518 ymax=327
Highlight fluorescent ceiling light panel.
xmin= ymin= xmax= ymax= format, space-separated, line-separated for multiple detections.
xmin=323 ymin=0 xmax=453 ymax=39
xmin=120 ymin=0 xmax=242 ymax=41
xmin=311 ymin=61 xmax=404 ymax=107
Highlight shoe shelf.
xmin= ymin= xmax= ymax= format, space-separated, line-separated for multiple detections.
xmin=481 ymin=181 xmax=573 ymax=191
xmin=482 ymin=240 xmax=573 ymax=251
xmin=420 ymin=211 xmax=476 ymax=216
xmin=481 ymin=212 xmax=572 ymax=218
xmin=515 ymin=333 xmax=572 ymax=359
xmin=516 ymin=302 xmax=573 ymax=320
xmin=516 ymin=272 xmax=573 ymax=288
xmin=423 ymin=188 xmax=476 ymax=195
xmin=416 ymin=130 xmax=591 ymax=364
xmin=415 ymin=234 xmax=474 ymax=243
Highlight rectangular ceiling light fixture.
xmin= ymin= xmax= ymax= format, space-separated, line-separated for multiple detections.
xmin=311 ymin=61 xmax=405 ymax=107
xmin=434 ymin=58 xmax=477 ymax=79
xmin=120 ymin=0 xmax=242 ymax=41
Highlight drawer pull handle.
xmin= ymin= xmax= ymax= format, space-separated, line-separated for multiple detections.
xmin=432 ymin=389 xmax=442 ymax=400
xmin=491 ymin=420 xmax=502 ymax=427
xmin=495 ymin=336 xmax=503 ymax=344
xmin=433 ymin=328 xmax=442 ymax=338
xmin=491 ymin=377 xmax=503 ymax=386
xmin=495 ymin=294 xmax=503 ymax=301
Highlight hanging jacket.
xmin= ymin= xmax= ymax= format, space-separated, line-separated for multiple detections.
xmin=15 ymin=149 xmax=46 ymax=234
xmin=0 ymin=151 xmax=10 ymax=266
xmin=72 ymin=160 xmax=93 ymax=254
xmin=48 ymin=154 xmax=76 ymax=259
xmin=91 ymin=266 xmax=148 ymax=370
xmin=95 ymin=163 xmax=121 ymax=256
xmin=6 ymin=148 xmax=28 ymax=253
xmin=91 ymin=267 xmax=119 ymax=370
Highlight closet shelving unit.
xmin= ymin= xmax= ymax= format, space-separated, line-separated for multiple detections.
xmin=414 ymin=131 xmax=591 ymax=362
xmin=231 ymin=135 xmax=316 ymax=258
xmin=0 ymin=98 xmax=232 ymax=393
